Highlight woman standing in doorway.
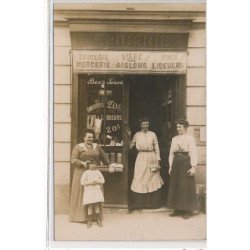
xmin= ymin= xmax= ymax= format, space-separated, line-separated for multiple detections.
xmin=167 ymin=119 xmax=198 ymax=219
xmin=129 ymin=117 xmax=164 ymax=211
xmin=69 ymin=129 xmax=110 ymax=223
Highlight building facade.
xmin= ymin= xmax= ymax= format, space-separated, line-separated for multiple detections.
xmin=53 ymin=3 xmax=206 ymax=214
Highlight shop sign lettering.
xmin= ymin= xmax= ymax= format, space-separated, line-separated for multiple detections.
xmin=73 ymin=50 xmax=187 ymax=74
xmin=87 ymin=77 xmax=123 ymax=85
xmin=71 ymin=32 xmax=189 ymax=50
xmin=106 ymin=115 xmax=122 ymax=121
xmin=87 ymin=102 xmax=122 ymax=113
xmin=106 ymin=124 xmax=121 ymax=133
xmin=87 ymin=102 xmax=104 ymax=112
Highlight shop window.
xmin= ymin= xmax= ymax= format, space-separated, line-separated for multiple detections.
xmin=84 ymin=75 xmax=124 ymax=171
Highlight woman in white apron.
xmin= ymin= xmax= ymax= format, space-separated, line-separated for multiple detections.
xmin=129 ymin=117 xmax=164 ymax=211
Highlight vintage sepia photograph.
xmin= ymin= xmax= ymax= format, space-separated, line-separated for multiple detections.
xmin=51 ymin=0 xmax=206 ymax=243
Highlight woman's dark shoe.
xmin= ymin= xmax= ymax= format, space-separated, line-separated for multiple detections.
xmin=182 ymin=211 xmax=191 ymax=219
xmin=87 ymin=220 xmax=92 ymax=228
xmin=97 ymin=219 xmax=103 ymax=227
xmin=128 ymin=206 xmax=134 ymax=213
xmin=169 ymin=210 xmax=182 ymax=217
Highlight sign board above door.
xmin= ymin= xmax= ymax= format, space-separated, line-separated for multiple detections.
xmin=72 ymin=50 xmax=187 ymax=74
xmin=71 ymin=32 xmax=189 ymax=51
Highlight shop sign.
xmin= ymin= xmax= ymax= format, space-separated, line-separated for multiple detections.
xmin=72 ymin=50 xmax=187 ymax=74
xmin=71 ymin=32 xmax=189 ymax=51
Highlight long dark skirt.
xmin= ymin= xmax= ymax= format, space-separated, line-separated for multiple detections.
xmin=130 ymin=188 xmax=162 ymax=209
xmin=167 ymin=154 xmax=198 ymax=211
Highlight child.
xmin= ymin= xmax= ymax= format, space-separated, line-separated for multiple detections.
xmin=80 ymin=160 xmax=105 ymax=228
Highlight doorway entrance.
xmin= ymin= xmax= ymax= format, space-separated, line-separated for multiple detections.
xmin=127 ymin=75 xmax=183 ymax=207
xmin=73 ymin=73 xmax=186 ymax=208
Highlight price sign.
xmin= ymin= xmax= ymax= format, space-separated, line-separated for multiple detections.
xmin=105 ymin=121 xmax=123 ymax=141
xmin=106 ymin=123 xmax=121 ymax=133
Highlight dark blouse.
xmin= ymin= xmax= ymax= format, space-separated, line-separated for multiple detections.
xmin=71 ymin=143 xmax=110 ymax=167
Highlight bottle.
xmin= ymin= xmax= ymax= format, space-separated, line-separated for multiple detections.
xmin=109 ymin=152 xmax=116 ymax=163
xmin=117 ymin=153 xmax=123 ymax=164
xmin=105 ymin=153 xmax=110 ymax=164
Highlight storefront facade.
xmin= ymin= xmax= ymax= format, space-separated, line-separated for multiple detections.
xmin=53 ymin=3 xmax=206 ymax=214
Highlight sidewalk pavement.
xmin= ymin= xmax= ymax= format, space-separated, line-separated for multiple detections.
xmin=55 ymin=208 xmax=206 ymax=241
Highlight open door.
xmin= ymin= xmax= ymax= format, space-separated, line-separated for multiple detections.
xmin=158 ymin=75 xmax=186 ymax=203
xmin=128 ymin=74 xmax=186 ymax=206
xmin=158 ymin=77 xmax=176 ymax=204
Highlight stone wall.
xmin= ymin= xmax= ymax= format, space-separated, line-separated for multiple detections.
xmin=187 ymin=28 xmax=206 ymax=184
xmin=54 ymin=26 xmax=71 ymax=214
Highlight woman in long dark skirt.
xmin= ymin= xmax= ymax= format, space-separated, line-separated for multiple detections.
xmin=167 ymin=119 xmax=198 ymax=219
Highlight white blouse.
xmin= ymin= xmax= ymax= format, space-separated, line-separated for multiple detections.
xmin=80 ymin=169 xmax=105 ymax=186
xmin=130 ymin=130 xmax=161 ymax=161
xmin=169 ymin=133 xmax=198 ymax=168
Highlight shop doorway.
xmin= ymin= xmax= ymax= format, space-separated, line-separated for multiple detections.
xmin=72 ymin=73 xmax=185 ymax=208
xmin=127 ymin=75 xmax=184 ymax=207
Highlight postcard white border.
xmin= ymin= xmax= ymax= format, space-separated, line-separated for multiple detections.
xmin=47 ymin=0 xmax=207 ymax=248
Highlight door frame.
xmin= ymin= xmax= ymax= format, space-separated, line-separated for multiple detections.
xmin=70 ymin=72 xmax=186 ymax=201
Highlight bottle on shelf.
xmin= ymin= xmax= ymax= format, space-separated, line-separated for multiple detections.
xmin=109 ymin=152 xmax=116 ymax=163
xmin=117 ymin=153 xmax=123 ymax=164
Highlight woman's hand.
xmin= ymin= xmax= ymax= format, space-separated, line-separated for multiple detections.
xmin=168 ymin=167 xmax=172 ymax=175
xmin=157 ymin=161 xmax=161 ymax=171
xmin=81 ymin=161 xmax=88 ymax=169
xmin=126 ymin=128 xmax=131 ymax=138
xmin=187 ymin=166 xmax=196 ymax=176
xmin=108 ymin=164 xmax=115 ymax=173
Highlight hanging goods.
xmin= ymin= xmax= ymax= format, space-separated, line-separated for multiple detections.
xmin=87 ymin=115 xmax=96 ymax=129
xmin=93 ymin=118 xmax=102 ymax=139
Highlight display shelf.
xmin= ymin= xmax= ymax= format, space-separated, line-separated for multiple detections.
xmin=97 ymin=166 xmax=124 ymax=173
